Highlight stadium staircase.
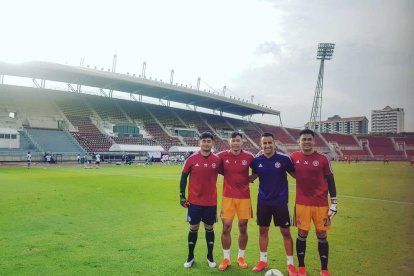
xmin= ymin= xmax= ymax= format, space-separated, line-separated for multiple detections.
xmin=358 ymin=136 xmax=405 ymax=160
xmin=144 ymin=107 xmax=184 ymax=151
xmin=21 ymin=128 xmax=43 ymax=152
xmin=198 ymin=116 xmax=228 ymax=152
xmin=223 ymin=118 xmax=259 ymax=152
xmin=25 ymin=127 xmax=85 ymax=153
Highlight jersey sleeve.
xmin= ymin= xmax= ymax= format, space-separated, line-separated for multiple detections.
xmin=182 ymin=157 xmax=192 ymax=174
xmin=322 ymin=155 xmax=334 ymax=176
xmin=250 ymin=159 xmax=257 ymax=174
xmin=286 ymin=156 xmax=295 ymax=173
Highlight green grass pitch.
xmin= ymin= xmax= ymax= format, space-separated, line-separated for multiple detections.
xmin=1 ymin=162 xmax=413 ymax=275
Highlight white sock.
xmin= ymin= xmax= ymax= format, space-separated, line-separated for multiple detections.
xmin=223 ymin=249 xmax=230 ymax=260
xmin=260 ymin=252 xmax=268 ymax=262
xmin=287 ymin=256 xmax=294 ymax=266
xmin=238 ymin=249 xmax=245 ymax=258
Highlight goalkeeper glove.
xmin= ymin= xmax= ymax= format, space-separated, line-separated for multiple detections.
xmin=180 ymin=193 xmax=190 ymax=208
xmin=328 ymin=197 xmax=337 ymax=220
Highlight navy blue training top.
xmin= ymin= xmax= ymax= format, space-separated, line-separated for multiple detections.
xmin=250 ymin=152 xmax=295 ymax=207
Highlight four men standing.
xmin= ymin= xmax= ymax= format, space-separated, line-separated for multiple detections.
xmin=180 ymin=129 xmax=337 ymax=275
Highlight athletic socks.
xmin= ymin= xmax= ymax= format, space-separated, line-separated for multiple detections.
xmin=318 ymin=237 xmax=329 ymax=270
xmin=287 ymin=255 xmax=294 ymax=266
xmin=206 ymin=229 xmax=215 ymax=259
xmin=238 ymin=249 xmax=245 ymax=259
xmin=296 ymin=234 xmax=307 ymax=267
xmin=188 ymin=229 xmax=198 ymax=260
xmin=260 ymin=252 xmax=268 ymax=262
xmin=223 ymin=249 xmax=230 ymax=260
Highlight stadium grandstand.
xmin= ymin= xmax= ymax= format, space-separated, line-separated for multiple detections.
xmin=0 ymin=61 xmax=412 ymax=163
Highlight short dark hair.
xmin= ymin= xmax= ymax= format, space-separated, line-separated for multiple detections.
xmin=299 ymin=128 xmax=315 ymax=137
xmin=199 ymin=131 xmax=214 ymax=140
xmin=230 ymin=131 xmax=243 ymax=139
xmin=261 ymin=132 xmax=274 ymax=139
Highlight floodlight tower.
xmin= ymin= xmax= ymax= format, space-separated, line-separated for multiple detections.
xmin=308 ymin=43 xmax=335 ymax=132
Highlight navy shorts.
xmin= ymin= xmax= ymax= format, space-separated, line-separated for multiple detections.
xmin=256 ymin=204 xmax=291 ymax=228
xmin=187 ymin=204 xmax=217 ymax=225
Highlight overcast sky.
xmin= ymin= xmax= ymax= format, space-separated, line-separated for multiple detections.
xmin=1 ymin=0 xmax=413 ymax=131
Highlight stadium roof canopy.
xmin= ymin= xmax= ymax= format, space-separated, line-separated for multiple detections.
xmin=0 ymin=61 xmax=279 ymax=117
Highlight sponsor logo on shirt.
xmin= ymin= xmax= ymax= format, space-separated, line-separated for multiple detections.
xmin=274 ymin=162 xmax=281 ymax=168
xmin=195 ymin=163 xmax=200 ymax=167
xmin=212 ymin=163 xmax=217 ymax=168
xmin=296 ymin=160 xmax=300 ymax=164
xmin=225 ymin=160 xmax=230 ymax=163
xmin=242 ymin=160 xmax=247 ymax=165
xmin=304 ymin=161 xmax=309 ymax=165
xmin=204 ymin=163 xmax=208 ymax=167
xmin=312 ymin=160 xmax=319 ymax=166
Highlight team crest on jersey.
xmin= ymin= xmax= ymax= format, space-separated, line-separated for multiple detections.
xmin=212 ymin=163 xmax=217 ymax=168
xmin=195 ymin=163 xmax=200 ymax=167
xmin=242 ymin=160 xmax=247 ymax=165
xmin=258 ymin=164 xmax=263 ymax=167
xmin=274 ymin=162 xmax=281 ymax=168
xmin=312 ymin=160 xmax=319 ymax=166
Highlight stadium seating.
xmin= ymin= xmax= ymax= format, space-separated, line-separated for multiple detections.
xmin=286 ymin=128 xmax=329 ymax=148
xmin=357 ymin=136 xmax=405 ymax=159
xmin=0 ymin=85 xmax=412 ymax=161
xmin=257 ymin=124 xmax=296 ymax=144
xmin=406 ymin=150 xmax=414 ymax=158
xmin=394 ymin=137 xmax=414 ymax=147
xmin=25 ymin=128 xmax=84 ymax=153
xmin=321 ymin=133 xmax=360 ymax=147
xmin=143 ymin=122 xmax=183 ymax=151
xmin=86 ymin=96 xmax=129 ymax=123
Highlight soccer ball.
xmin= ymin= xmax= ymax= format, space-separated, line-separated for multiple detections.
xmin=265 ymin=268 xmax=284 ymax=276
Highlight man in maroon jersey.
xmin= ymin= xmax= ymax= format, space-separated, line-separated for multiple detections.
xmin=217 ymin=131 xmax=254 ymax=271
xmin=179 ymin=132 xmax=222 ymax=269
xmin=290 ymin=128 xmax=338 ymax=276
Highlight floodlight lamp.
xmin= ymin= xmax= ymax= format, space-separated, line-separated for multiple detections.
xmin=317 ymin=43 xmax=335 ymax=60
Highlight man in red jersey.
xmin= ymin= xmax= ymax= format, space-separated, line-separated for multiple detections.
xmin=290 ymin=129 xmax=337 ymax=276
xmin=179 ymin=132 xmax=222 ymax=269
xmin=217 ymin=132 xmax=254 ymax=271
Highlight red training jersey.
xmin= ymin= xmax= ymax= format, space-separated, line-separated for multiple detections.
xmin=218 ymin=150 xmax=254 ymax=199
xmin=182 ymin=151 xmax=222 ymax=206
xmin=290 ymin=151 xmax=333 ymax=206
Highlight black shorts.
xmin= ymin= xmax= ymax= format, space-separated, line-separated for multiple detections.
xmin=96 ymin=161 xmax=100 ymax=164
xmin=256 ymin=204 xmax=292 ymax=228
xmin=187 ymin=204 xmax=217 ymax=225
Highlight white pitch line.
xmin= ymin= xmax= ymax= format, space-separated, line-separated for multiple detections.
xmin=288 ymin=184 xmax=414 ymax=205
xmin=335 ymin=194 xmax=414 ymax=205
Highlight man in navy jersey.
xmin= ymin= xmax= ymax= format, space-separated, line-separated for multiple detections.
xmin=250 ymin=132 xmax=297 ymax=275
xmin=179 ymin=132 xmax=222 ymax=269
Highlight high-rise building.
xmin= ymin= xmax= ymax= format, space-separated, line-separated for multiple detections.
xmin=371 ymin=106 xmax=404 ymax=133
xmin=305 ymin=115 xmax=369 ymax=135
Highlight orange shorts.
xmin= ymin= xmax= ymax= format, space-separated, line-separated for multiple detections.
xmin=294 ymin=204 xmax=331 ymax=231
xmin=220 ymin=196 xmax=253 ymax=220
